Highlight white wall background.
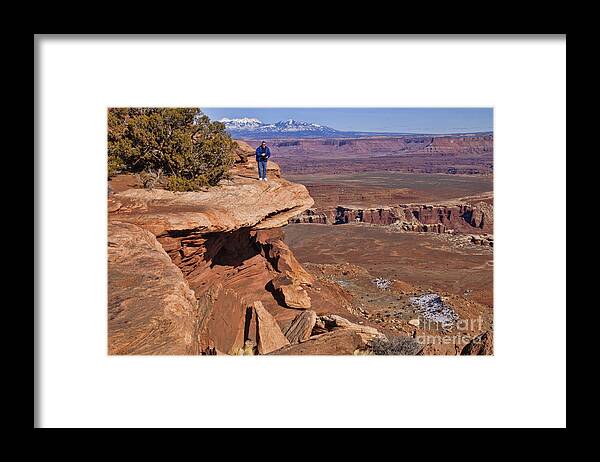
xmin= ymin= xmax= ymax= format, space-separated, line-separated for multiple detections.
xmin=36 ymin=36 xmax=566 ymax=428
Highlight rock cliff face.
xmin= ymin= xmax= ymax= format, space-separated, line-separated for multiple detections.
xmin=288 ymin=208 xmax=330 ymax=224
xmin=108 ymin=222 xmax=201 ymax=355
xmin=108 ymin=141 xmax=381 ymax=354
xmin=266 ymin=135 xmax=492 ymax=157
xmin=290 ymin=202 xmax=493 ymax=234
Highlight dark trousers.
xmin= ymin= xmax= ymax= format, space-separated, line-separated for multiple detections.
xmin=257 ymin=160 xmax=267 ymax=179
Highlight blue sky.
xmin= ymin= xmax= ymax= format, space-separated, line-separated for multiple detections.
xmin=202 ymin=108 xmax=493 ymax=134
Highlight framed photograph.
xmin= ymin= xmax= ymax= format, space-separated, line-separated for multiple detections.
xmin=35 ymin=35 xmax=566 ymax=428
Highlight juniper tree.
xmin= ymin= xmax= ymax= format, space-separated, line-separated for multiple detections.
xmin=107 ymin=108 xmax=236 ymax=190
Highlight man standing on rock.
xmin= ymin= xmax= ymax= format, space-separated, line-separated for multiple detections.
xmin=255 ymin=141 xmax=271 ymax=181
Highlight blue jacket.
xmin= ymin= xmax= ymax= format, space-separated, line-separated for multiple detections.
xmin=255 ymin=145 xmax=271 ymax=162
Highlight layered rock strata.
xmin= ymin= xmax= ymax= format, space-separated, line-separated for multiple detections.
xmin=290 ymin=202 xmax=493 ymax=234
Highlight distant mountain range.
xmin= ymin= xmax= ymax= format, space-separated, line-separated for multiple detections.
xmin=219 ymin=117 xmax=492 ymax=139
xmin=219 ymin=118 xmax=339 ymax=138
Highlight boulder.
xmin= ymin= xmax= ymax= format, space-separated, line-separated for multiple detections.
xmin=272 ymin=275 xmax=311 ymax=309
xmin=197 ymin=284 xmax=248 ymax=355
xmin=318 ymin=314 xmax=385 ymax=342
xmin=254 ymin=301 xmax=290 ymax=354
xmin=232 ymin=140 xmax=255 ymax=163
xmin=253 ymin=228 xmax=315 ymax=286
xmin=284 ymin=310 xmax=317 ymax=344
xmin=270 ymin=330 xmax=366 ymax=355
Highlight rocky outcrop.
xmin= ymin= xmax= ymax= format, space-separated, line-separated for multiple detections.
xmin=270 ymin=313 xmax=386 ymax=355
xmin=284 ymin=310 xmax=317 ymax=344
xmin=108 ymin=222 xmax=200 ymax=355
xmin=335 ymin=203 xmax=492 ymax=233
xmin=461 ymin=330 xmax=494 ymax=355
xmin=108 ymin=139 xmax=409 ymax=355
xmin=270 ymin=329 xmax=366 ymax=355
xmin=108 ymin=145 xmax=374 ymax=354
xmin=254 ymin=301 xmax=290 ymax=354
xmin=290 ymin=202 xmax=493 ymax=235
xmin=334 ymin=206 xmax=398 ymax=226
xmin=196 ymin=284 xmax=248 ymax=355
xmin=469 ymin=234 xmax=494 ymax=247
xmin=272 ymin=275 xmax=312 ymax=309
xmin=314 ymin=314 xmax=386 ymax=344
xmin=108 ymin=176 xmax=312 ymax=236
xmin=253 ymin=228 xmax=315 ymax=286
xmin=288 ymin=208 xmax=330 ymax=224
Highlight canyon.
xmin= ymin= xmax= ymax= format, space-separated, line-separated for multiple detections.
xmin=274 ymin=136 xmax=494 ymax=354
xmin=108 ymin=139 xmax=493 ymax=355
xmin=286 ymin=170 xmax=493 ymax=244
xmin=246 ymin=134 xmax=493 ymax=175
xmin=289 ymin=202 xmax=493 ymax=236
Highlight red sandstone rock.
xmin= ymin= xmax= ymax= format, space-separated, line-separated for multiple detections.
xmin=288 ymin=208 xmax=330 ymax=224
xmin=107 ymin=197 xmax=122 ymax=213
xmin=318 ymin=314 xmax=386 ymax=343
xmin=291 ymin=202 xmax=493 ymax=235
xmin=232 ymin=140 xmax=255 ymax=163
xmin=107 ymin=159 xmax=386 ymax=355
xmin=270 ymin=329 xmax=366 ymax=355
xmin=109 ymin=171 xmax=313 ymax=236
xmin=196 ymin=284 xmax=248 ymax=355
xmin=108 ymin=221 xmax=199 ymax=355
xmin=253 ymin=228 xmax=315 ymax=286
xmin=272 ymin=274 xmax=312 ymax=309
xmin=254 ymin=301 xmax=290 ymax=354
xmin=284 ymin=310 xmax=317 ymax=344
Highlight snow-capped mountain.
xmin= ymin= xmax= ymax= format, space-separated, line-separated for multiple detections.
xmin=271 ymin=119 xmax=331 ymax=132
xmin=218 ymin=117 xmax=263 ymax=129
xmin=219 ymin=118 xmax=341 ymax=138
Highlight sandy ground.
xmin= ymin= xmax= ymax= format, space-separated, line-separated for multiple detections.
xmin=284 ymin=223 xmax=493 ymax=354
xmin=284 ymin=223 xmax=493 ymax=308
xmin=287 ymin=171 xmax=493 ymax=204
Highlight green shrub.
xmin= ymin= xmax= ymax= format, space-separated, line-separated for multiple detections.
xmin=166 ymin=175 xmax=208 ymax=192
xmin=369 ymin=336 xmax=423 ymax=355
xmin=107 ymin=108 xmax=236 ymax=190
